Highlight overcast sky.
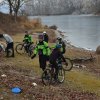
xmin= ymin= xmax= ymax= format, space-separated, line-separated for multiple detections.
xmin=0 ymin=0 xmax=9 ymax=13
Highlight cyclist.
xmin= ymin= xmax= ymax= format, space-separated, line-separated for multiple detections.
xmin=49 ymin=44 xmax=67 ymax=81
xmin=56 ymin=37 xmax=66 ymax=54
xmin=43 ymin=31 xmax=49 ymax=43
xmin=0 ymin=34 xmax=14 ymax=57
xmin=23 ymin=31 xmax=33 ymax=53
xmin=31 ymin=34 xmax=51 ymax=72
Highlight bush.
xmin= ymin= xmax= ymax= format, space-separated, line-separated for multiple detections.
xmin=96 ymin=45 xmax=100 ymax=54
xmin=49 ymin=25 xmax=57 ymax=30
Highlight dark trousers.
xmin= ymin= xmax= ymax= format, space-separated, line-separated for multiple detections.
xmin=39 ymin=55 xmax=47 ymax=71
xmin=50 ymin=61 xmax=59 ymax=80
xmin=25 ymin=43 xmax=32 ymax=53
xmin=6 ymin=42 xmax=14 ymax=57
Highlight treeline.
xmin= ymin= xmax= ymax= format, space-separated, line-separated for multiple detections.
xmin=24 ymin=0 xmax=100 ymax=15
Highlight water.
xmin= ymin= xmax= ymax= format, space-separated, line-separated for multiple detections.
xmin=29 ymin=15 xmax=100 ymax=50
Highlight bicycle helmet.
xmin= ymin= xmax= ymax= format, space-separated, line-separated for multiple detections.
xmin=57 ymin=37 xmax=62 ymax=41
xmin=56 ymin=44 xmax=62 ymax=49
xmin=43 ymin=31 xmax=46 ymax=34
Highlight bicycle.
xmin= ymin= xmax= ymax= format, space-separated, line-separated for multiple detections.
xmin=15 ymin=42 xmax=35 ymax=56
xmin=42 ymin=57 xmax=73 ymax=85
xmin=0 ymin=44 xmax=13 ymax=57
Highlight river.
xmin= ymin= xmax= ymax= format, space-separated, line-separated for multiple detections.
xmin=29 ymin=15 xmax=100 ymax=50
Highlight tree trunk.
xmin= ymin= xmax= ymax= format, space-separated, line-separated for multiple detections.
xmin=9 ymin=5 xmax=12 ymax=15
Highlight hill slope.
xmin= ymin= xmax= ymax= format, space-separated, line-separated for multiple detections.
xmin=0 ymin=12 xmax=41 ymax=34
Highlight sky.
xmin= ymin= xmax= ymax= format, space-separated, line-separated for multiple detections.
xmin=0 ymin=0 xmax=4 ymax=3
xmin=0 ymin=0 xmax=9 ymax=13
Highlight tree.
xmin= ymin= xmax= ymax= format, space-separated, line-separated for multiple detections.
xmin=7 ymin=0 xmax=28 ymax=15
xmin=3 ymin=0 xmax=28 ymax=21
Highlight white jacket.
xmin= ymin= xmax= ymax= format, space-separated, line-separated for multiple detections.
xmin=3 ymin=34 xmax=13 ymax=43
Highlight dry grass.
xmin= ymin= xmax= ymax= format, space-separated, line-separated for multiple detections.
xmin=0 ymin=12 xmax=43 ymax=34
xmin=65 ymin=70 xmax=100 ymax=96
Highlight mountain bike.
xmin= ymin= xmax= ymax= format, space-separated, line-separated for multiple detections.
xmin=42 ymin=57 xmax=73 ymax=85
xmin=0 ymin=44 xmax=13 ymax=57
xmin=15 ymin=42 xmax=35 ymax=56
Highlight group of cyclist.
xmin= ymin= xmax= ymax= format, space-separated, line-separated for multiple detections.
xmin=30 ymin=31 xmax=67 ymax=81
xmin=0 ymin=31 xmax=67 ymax=81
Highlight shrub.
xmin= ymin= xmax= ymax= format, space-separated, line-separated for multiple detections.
xmin=49 ymin=25 xmax=57 ymax=30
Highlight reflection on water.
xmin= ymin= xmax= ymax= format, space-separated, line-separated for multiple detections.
xmin=29 ymin=15 xmax=100 ymax=50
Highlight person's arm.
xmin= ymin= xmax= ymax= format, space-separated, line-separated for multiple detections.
xmin=29 ymin=35 xmax=32 ymax=43
xmin=46 ymin=34 xmax=49 ymax=41
xmin=59 ymin=52 xmax=66 ymax=62
xmin=59 ymin=52 xmax=68 ymax=65
xmin=44 ymin=41 xmax=51 ymax=56
xmin=31 ymin=46 xmax=38 ymax=59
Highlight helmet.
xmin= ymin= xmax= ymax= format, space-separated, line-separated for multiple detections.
xmin=56 ymin=44 xmax=62 ymax=49
xmin=25 ymin=31 xmax=28 ymax=33
xmin=25 ymin=31 xmax=29 ymax=35
xmin=57 ymin=37 xmax=62 ymax=41
xmin=43 ymin=31 xmax=46 ymax=34
xmin=38 ymin=34 xmax=43 ymax=39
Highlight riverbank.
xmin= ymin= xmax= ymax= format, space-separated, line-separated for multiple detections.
xmin=55 ymin=30 xmax=100 ymax=76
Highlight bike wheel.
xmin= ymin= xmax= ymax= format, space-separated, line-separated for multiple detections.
xmin=28 ymin=45 xmax=34 ymax=57
xmin=58 ymin=68 xmax=65 ymax=83
xmin=15 ymin=44 xmax=25 ymax=54
xmin=42 ymin=69 xmax=52 ymax=86
xmin=8 ymin=49 xmax=13 ymax=57
xmin=63 ymin=58 xmax=73 ymax=71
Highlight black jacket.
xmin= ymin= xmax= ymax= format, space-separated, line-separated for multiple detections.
xmin=49 ymin=48 xmax=65 ymax=63
xmin=43 ymin=34 xmax=49 ymax=43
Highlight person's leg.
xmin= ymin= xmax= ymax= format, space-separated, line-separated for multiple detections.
xmin=39 ymin=55 xmax=47 ymax=71
xmin=53 ymin=62 xmax=59 ymax=81
xmin=11 ymin=42 xmax=14 ymax=57
xmin=39 ymin=55 xmax=43 ymax=69
xmin=6 ymin=43 xmax=10 ymax=57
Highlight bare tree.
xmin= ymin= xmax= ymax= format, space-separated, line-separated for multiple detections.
xmin=3 ymin=0 xmax=29 ymax=22
xmin=24 ymin=0 xmax=100 ymax=15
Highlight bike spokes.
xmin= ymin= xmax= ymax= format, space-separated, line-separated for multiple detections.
xmin=42 ymin=69 xmax=51 ymax=86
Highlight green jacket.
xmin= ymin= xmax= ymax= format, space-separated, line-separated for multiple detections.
xmin=34 ymin=41 xmax=51 ymax=56
xmin=24 ymin=35 xmax=32 ymax=43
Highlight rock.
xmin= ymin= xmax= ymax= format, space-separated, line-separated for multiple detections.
xmin=73 ymin=64 xmax=86 ymax=68
xmin=1 ymin=74 xmax=7 ymax=77
xmin=32 ymin=82 xmax=37 ymax=86
xmin=0 ymin=97 xmax=3 ymax=100
xmin=96 ymin=45 xmax=100 ymax=54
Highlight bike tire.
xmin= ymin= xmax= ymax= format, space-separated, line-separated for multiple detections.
xmin=58 ymin=68 xmax=65 ymax=83
xmin=63 ymin=58 xmax=73 ymax=71
xmin=15 ymin=44 xmax=25 ymax=54
xmin=28 ymin=45 xmax=34 ymax=57
xmin=42 ymin=69 xmax=52 ymax=86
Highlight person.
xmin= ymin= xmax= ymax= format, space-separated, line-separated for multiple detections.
xmin=0 ymin=42 xmax=5 ymax=52
xmin=56 ymin=37 xmax=66 ymax=54
xmin=31 ymin=34 xmax=50 ymax=71
xmin=0 ymin=34 xmax=14 ymax=57
xmin=43 ymin=31 xmax=49 ymax=43
xmin=23 ymin=31 xmax=33 ymax=53
xmin=49 ymin=44 xmax=67 ymax=81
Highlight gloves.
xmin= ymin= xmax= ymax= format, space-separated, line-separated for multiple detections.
xmin=31 ymin=54 xmax=36 ymax=59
